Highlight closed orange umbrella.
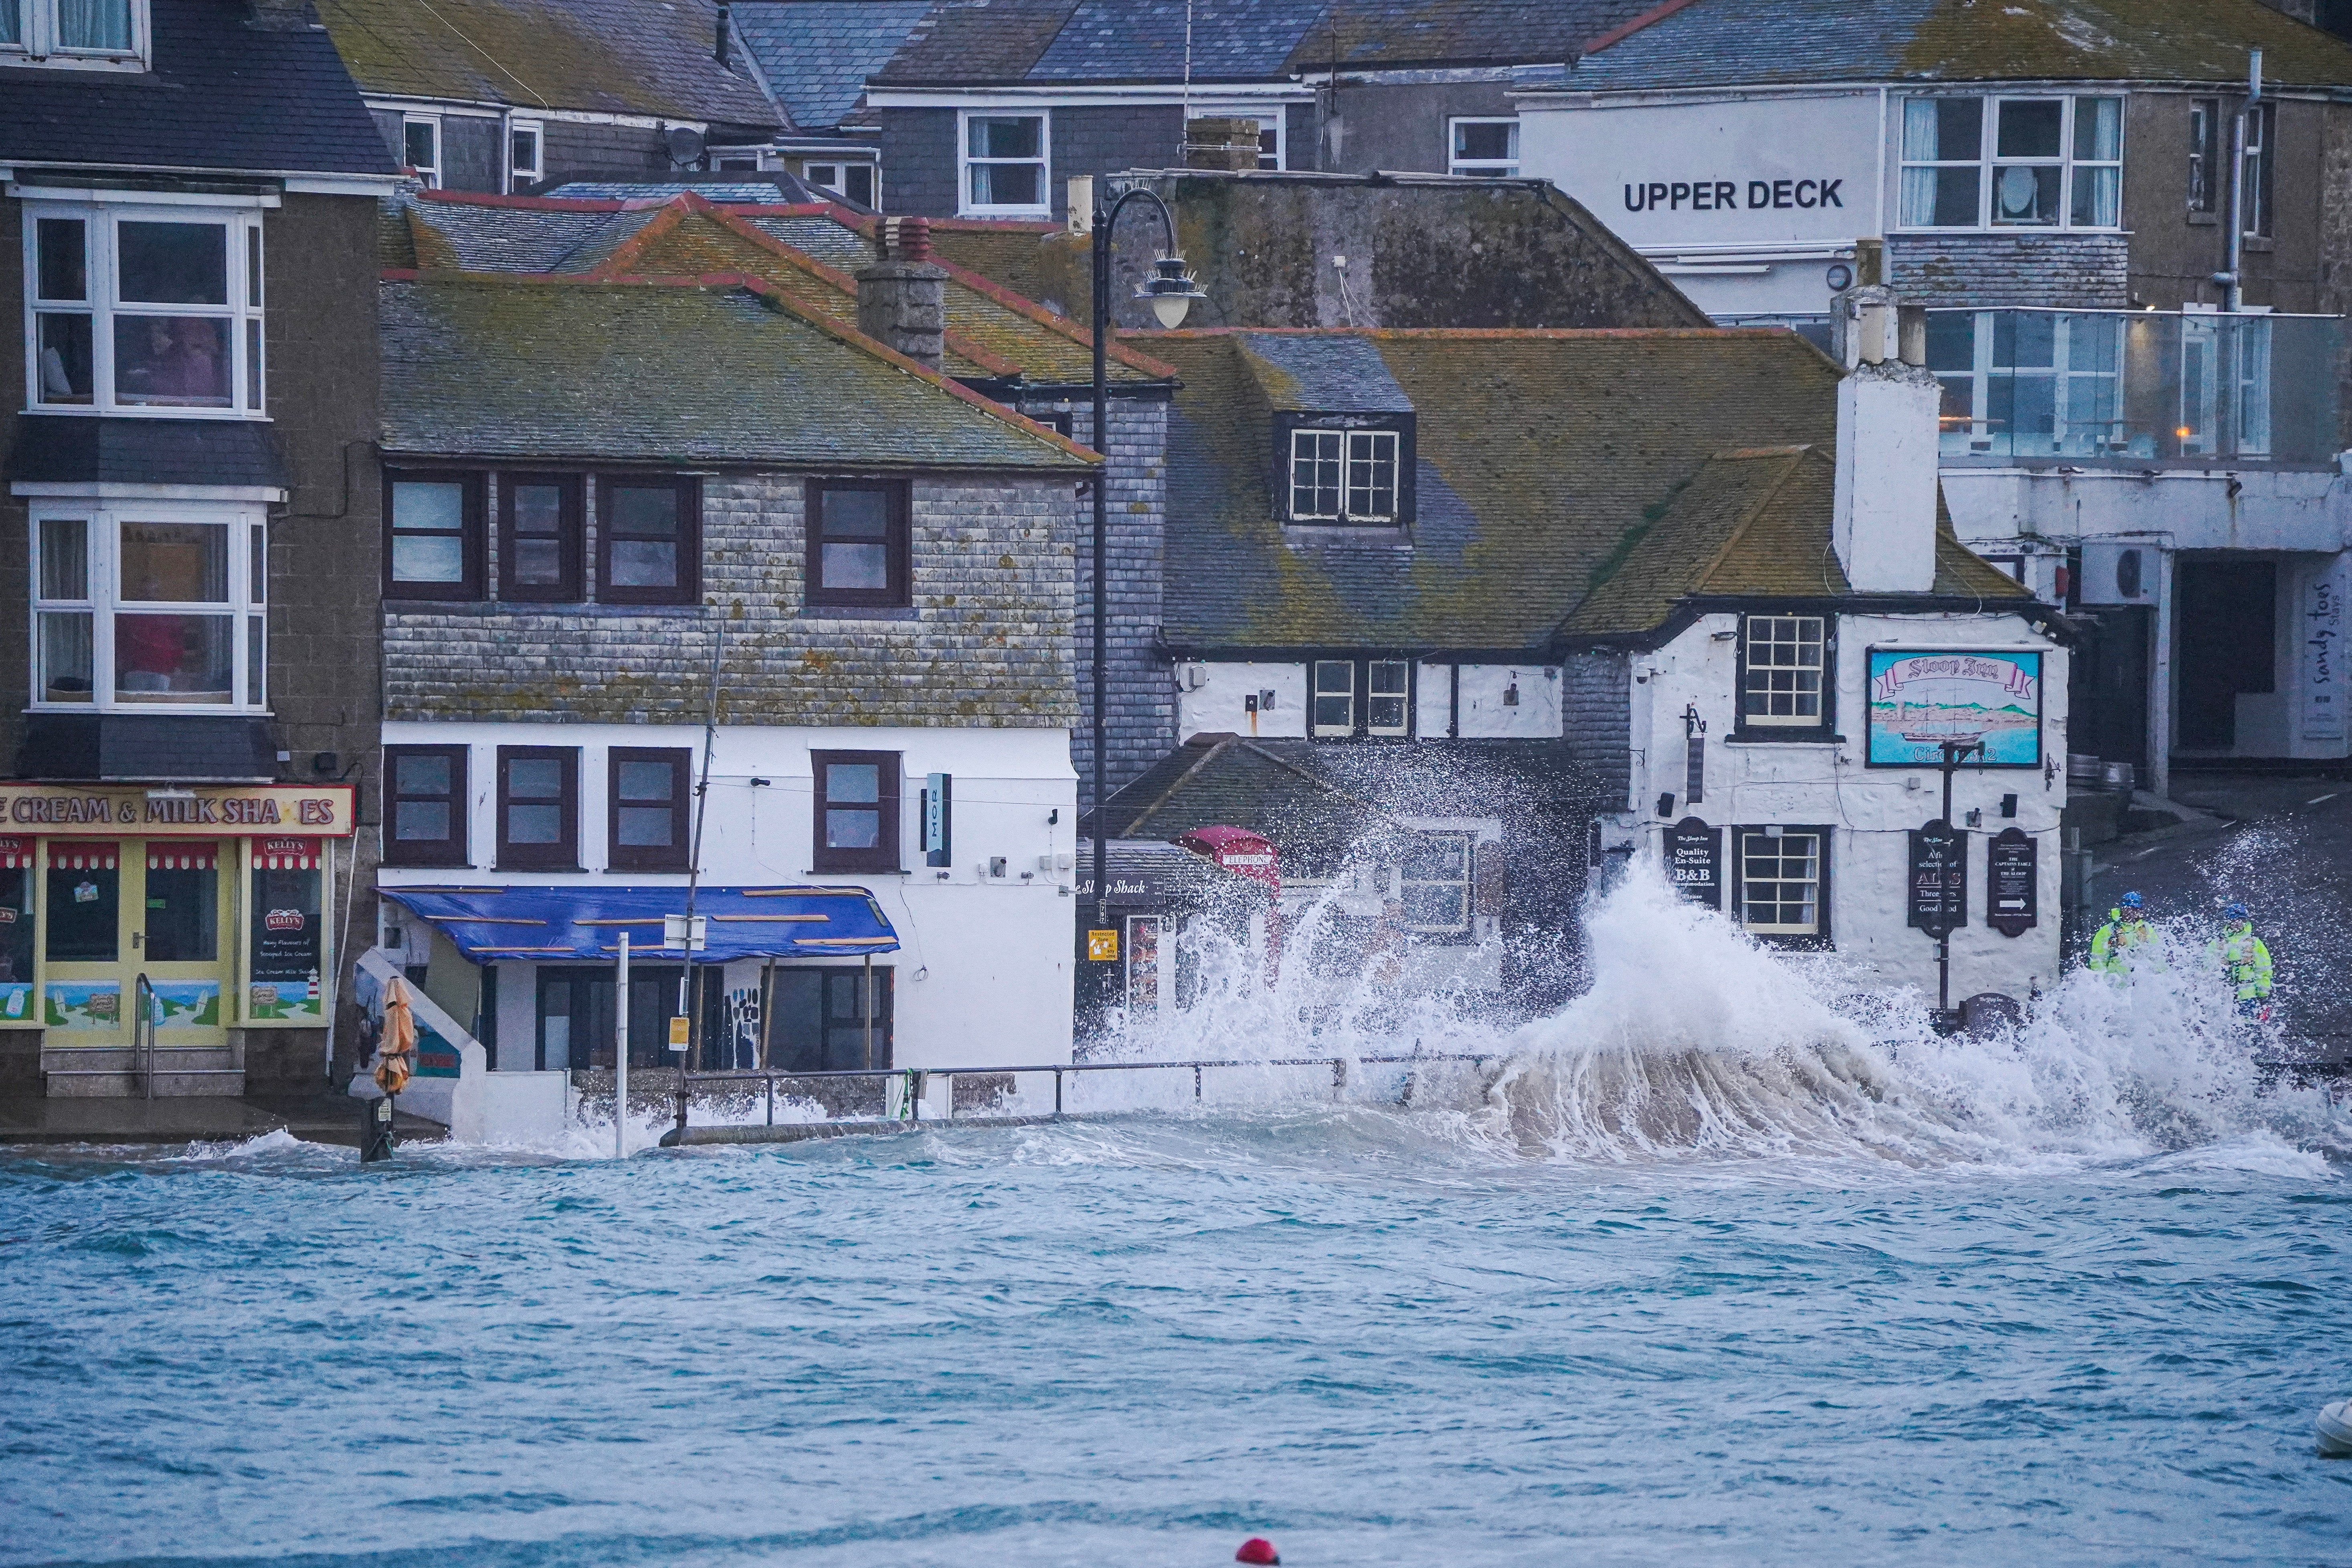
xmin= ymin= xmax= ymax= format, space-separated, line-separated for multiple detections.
xmin=375 ymin=976 xmax=417 ymax=1099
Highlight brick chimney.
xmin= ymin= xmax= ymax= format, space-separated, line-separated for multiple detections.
xmin=856 ymin=217 xmax=947 ymax=372
xmin=1830 ymin=280 xmax=1940 ymax=594
xmin=1185 ymin=117 xmax=1262 ymax=171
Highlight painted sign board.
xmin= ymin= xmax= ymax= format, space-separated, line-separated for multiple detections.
xmin=1666 ymin=817 xmax=1722 ymax=909
xmin=2303 ymin=554 xmax=2346 ymax=742
xmin=1868 ymin=650 xmax=2043 ymax=767
xmin=1986 ymin=827 xmax=2037 ymax=938
xmin=1907 ymin=820 xmax=1968 ymax=937
xmin=923 ymin=772 xmax=953 ymax=866
xmin=0 ymin=784 xmax=356 ymax=836
xmin=1519 ymin=90 xmax=1881 ymax=249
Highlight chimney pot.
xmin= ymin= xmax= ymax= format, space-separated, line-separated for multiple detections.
xmin=857 ymin=231 xmax=948 ymax=372
xmin=1184 ymin=116 xmax=1262 ymax=171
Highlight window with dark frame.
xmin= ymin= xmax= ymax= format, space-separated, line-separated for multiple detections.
xmin=806 ymin=480 xmax=910 ymax=608
xmin=1288 ymin=429 xmax=1399 ymax=524
xmin=1739 ymin=615 xmax=1831 ymax=730
xmin=608 ymin=747 xmax=692 ymax=871
xmin=499 ymin=473 xmax=582 ymax=603
xmin=1312 ymin=658 xmax=1413 ymax=740
xmin=496 ymin=746 xmax=579 ymax=870
xmin=811 ymin=751 xmax=900 ymax=872
xmin=385 ymin=471 xmax=483 ymax=600
xmin=597 ymin=475 xmax=698 ymax=604
xmin=384 ymin=745 xmax=468 ymax=866
xmin=1735 ymin=827 xmax=1828 ymax=941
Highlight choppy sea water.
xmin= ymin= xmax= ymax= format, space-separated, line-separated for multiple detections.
xmin=5 ymin=875 xmax=2349 ymax=1567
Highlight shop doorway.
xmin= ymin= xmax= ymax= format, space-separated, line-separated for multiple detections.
xmin=42 ymin=840 xmax=230 ymax=1045
xmin=2067 ymin=607 xmax=2152 ymax=772
xmin=768 ymin=966 xmax=892 ymax=1074
xmin=2174 ymin=558 xmax=2279 ymax=752
xmin=535 ymin=963 xmax=686 ymax=1070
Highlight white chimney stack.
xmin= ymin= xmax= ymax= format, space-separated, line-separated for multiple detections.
xmin=1830 ymin=281 xmax=1940 ymax=594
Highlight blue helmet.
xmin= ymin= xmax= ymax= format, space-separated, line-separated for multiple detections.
xmin=2120 ymin=891 xmax=2143 ymax=909
xmin=2224 ymin=901 xmax=2249 ymax=921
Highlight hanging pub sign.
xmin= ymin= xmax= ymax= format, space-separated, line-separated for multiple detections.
xmin=1907 ymin=820 xmax=1968 ymax=937
xmin=1665 ymin=817 xmax=1721 ymax=908
xmin=1986 ymin=826 xmax=2037 ymax=938
xmin=1867 ymin=651 xmax=2043 ymax=768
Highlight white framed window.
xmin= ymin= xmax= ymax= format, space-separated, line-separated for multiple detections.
xmin=1254 ymin=117 xmax=1283 ymax=170
xmin=959 ymin=112 xmax=1048 ymax=216
xmin=804 ymin=161 xmax=878 ymax=208
xmin=1740 ymin=615 xmax=1827 ymax=727
xmin=1288 ymin=428 xmax=1397 ymax=524
xmin=2241 ymin=102 xmax=2274 ymax=238
xmin=1397 ymin=832 xmax=1472 ymax=934
xmin=0 ymin=0 xmax=148 ymax=69
xmin=1897 ymin=95 xmax=2122 ymax=230
xmin=1449 ymin=118 xmax=1519 ymax=178
xmin=25 ymin=204 xmax=267 ymax=417
xmin=1737 ymin=828 xmax=1823 ymax=938
xmin=509 ymin=120 xmax=543 ymax=189
xmin=1311 ymin=659 xmax=1354 ymax=737
xmin=30 ymin=504 xmax=269 ymax=711
xmin=403 ymin=114 xmax=442 ymax=187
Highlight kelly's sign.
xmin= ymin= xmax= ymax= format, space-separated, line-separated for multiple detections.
xmin=0 ymin=785 xmax=355 ymax=836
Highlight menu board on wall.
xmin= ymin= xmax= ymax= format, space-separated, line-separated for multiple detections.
xmin=249 ymin=840 xmax=324 ymax=1022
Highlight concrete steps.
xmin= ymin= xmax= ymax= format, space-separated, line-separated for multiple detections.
xmin=42 ymin=1044 xmax=245 ymax=1099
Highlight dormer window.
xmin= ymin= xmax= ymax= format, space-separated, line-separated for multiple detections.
xmin=1 ymin=0 xmax=148 ymax=69
xmin=1285 ymin=425 xmax=1406 ymax=526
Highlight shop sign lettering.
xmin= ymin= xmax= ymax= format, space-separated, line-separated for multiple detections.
xmin=0 ymin=785 xmax=354 ymax=836
xmin=1624 ymin=177 xmax=1845 ymax=212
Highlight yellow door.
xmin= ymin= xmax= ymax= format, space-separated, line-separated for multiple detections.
xmin=42 ymin=840 xmax=230 ymax=1044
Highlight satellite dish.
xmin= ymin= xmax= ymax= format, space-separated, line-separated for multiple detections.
xmin=665 ymin=125 xmax=707 ymax=166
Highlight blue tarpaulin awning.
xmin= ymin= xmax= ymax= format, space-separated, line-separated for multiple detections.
xmin=379 ymin=884 xmax=899 ymax=964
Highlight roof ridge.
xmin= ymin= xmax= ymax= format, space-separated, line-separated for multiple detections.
xmin=1113 ymin=734 xmax=1238 ymax=837
xmin=1232 ymin=739 xmax=1395 ymax=823
xmin=1687 ymin=446 xmax=1817 ymax=596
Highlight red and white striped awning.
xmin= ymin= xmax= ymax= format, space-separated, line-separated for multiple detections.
xmin=148 ymin=842 xmax=218 ymax=872
xmin=255 ymin=837 xmax=324 ymax=871
xmin=49 ymin=841 xmax=118 ymax=871
xmin=0 ymin=837 xmax=30 ymax=870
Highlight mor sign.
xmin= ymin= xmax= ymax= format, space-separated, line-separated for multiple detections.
xmin=1907 ymin=820 xmax=1968 ymax=937
xmin=1986 ymin=827 xmax=2037 ymax=938
xmin=1666 ymin=817 xmax=1722 ymax=909
xmin=0 ymin=784 xmax=356 ymax=836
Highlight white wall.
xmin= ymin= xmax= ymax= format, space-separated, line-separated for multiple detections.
xmin=1419 ymin=662 xmax=1565 ymax=739
xmin=376 ymin=721 xmax=1078 ymax=1070
xmin=1176 ymin=662 xmax=1309 ymax=739
xmin=1628 ymin=611 xmax=2067 ymax=1001
xmin=1943 ymin=466 xmax=2352 ymax=556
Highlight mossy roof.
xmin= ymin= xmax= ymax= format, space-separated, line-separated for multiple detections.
xmin=315 ymin=0 xmax=779 ymax=124
xmin=380 ymin=276 xmax=1092 ymax=470
xmin=392 ymin=193 xmax=1171 ymax=386
xmin=1573 ymin=0 xmax=2352 ymax=91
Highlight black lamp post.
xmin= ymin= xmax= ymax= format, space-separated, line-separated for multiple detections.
xmin=1086 ymin=184 xmax=1203 ymax=943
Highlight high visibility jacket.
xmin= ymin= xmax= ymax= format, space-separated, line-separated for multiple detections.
xmin=2089 ymin=911 xmax=2158 ymax=976
xmin=2210 ymin=923 xmax=2273 ymax=1001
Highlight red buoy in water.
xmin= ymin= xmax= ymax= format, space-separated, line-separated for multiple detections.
xmin=1236 ymin=1540 xmax=1280 ymax=1566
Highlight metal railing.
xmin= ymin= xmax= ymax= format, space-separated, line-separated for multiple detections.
xmin=134 ymin=973 xmax=156 ymax=1101
xmin=667 ymin=1052 xmax=1505 ymax=1131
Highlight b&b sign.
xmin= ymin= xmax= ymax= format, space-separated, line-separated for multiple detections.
xmin=1666 ymin=817 xmax=1721 ymax=910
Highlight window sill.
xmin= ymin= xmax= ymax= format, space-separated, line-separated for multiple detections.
xmin=382 ymin=858 xmax=474 ymax=870
xmin=1726 ymin=730 xmax=1845 ymax=745
xmin=959 ymin=208 xmax=1052 ymax=222
xmin=26 ymin=406 xmax=269 ymax=421
xmin=1283 ymin=522 xmax=1412 ymax=548
xmin=496 ymin=863 xmax=586 ymax=874
xmin=807 ymin=866 xmax=907 ymax=877
xmin=1750 ymin=932 xmax=1834 ymax=951
xmin=2243 ymin=235 xmax=2275 ymax=253
xmin=386 ymin=598 xmax=706 ymax=617
xmin=801 ymin=605 xmax=918 ymax=621
xmin=2186 ymin=210 xmax=2220 ymax=226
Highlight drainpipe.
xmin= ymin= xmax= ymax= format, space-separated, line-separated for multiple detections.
xmin=2219 ymin=49 xmax=2261 ymax=313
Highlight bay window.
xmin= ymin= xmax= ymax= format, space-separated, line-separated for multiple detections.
xmin=29 ymin=505 xmax=268 ymax=711
xmin=25 ymin=203 xmax=265 ymax=415
xmin=1898 ymin=95 xmax=2122 ymax=231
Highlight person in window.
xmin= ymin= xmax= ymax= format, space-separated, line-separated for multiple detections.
xmin=119 ymin=318 xmax=226 ymax=405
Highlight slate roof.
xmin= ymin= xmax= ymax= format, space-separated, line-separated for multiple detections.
xmin=730 ymin=0 xmax=930 ymax=128
xmin=1088 ymin=733 xmax=1590 ymax=863
xmin=0 ymin=0 xmax=396 ymax=176
xmin=1284 ymin=0 xmax=1652 ymax=72
xmin=1028 ymin=0 xmax=1325 ymax=81
xmin=874 ymin=0 xmax=1084 ymax=83
xmin=1241 ymin=334 xmax=1414 ymax=413
xmin=314 ymin=0 xmax=780 ymax=126
xmin=1570 ymin=0 xmax=2352 ymax=92
xmin=547 ymin=180 xmax=823 ymax=203
xmin=392 ymin=191 xmax=1176 ymax=385
xmin=380 ymin=276 xmax=1094 ymax=469
xmin=1151 ymin=327 xmax=2031 ymax=654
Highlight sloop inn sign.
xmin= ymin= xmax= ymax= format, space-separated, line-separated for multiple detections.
xmin=1518 ymin=89 xmax=1882 ymax=248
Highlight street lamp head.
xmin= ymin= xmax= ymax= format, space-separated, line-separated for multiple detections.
xmin=1139 ymin=255 xmax=1206 ymax=328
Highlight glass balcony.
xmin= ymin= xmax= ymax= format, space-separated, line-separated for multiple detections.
xmin=1925 ymin=308 xmax=2344 ymax=465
